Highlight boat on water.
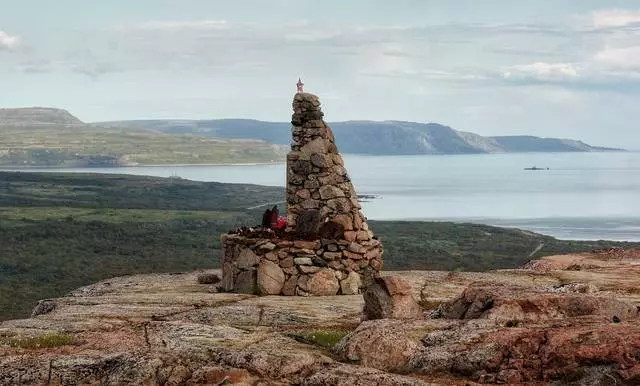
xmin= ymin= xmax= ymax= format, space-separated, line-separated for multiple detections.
xmin=524 ymin=166 xmax=549 ymax=171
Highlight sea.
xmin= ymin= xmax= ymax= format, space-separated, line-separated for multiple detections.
xmin=4 ymin=151 xmax=640 ymax=241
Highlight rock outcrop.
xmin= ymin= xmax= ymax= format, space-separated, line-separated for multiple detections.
xmin=2 ymin=250 xmax=640 ymax=385
xmin=363 ymin=276 xmax=423 ymax=320
xmin=432 ymin=282 xmax=638 ymax=323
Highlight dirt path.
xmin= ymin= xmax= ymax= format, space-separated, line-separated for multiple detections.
xmin=528 ymin=242 xmax=545 ymax=258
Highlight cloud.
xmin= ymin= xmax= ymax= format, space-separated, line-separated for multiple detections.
xmin=71 ymin=62 xmax=121 ymax=78
xmin=595 ymin=46 xmax=640 ymax=71
xmin=592 ymin=9 xmax=640 ymax=28
xmin=0 ymin=30 xmax=19 ymax=50
xmin=130 ymin=20 xmax=229 ymax=31
xmin=503 ymin=62 xmax=579 ymax=81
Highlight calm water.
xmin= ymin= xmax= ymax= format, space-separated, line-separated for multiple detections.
xmin=5 ymin=152 xmax=640 ymax=241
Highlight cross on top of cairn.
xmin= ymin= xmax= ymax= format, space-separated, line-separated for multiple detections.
xmin=296 ymin=78 xmax=304 ymax=93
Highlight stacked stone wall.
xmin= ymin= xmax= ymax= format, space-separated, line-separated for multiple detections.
xmin=221 ymin=232 xmax=382 ymax=296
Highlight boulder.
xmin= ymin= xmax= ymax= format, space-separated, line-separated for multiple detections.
xmin=363 ymin=276 xmax=422 ymax=320
xmin=235 ymin=270 xmax=257 ymax=294
xmin=307 ymin=268 xmax=340 ymax=296
xmin=282 ymin=275 xmax=298 ymax=296
xmin=380 ymin=276 xmax=413 ymax=296
xmin=257 ymin=260 xmax=285 ymax=295
xmin=197 ymin=272 xmax=221 ymax=285
xmin=333 ymin=319 xmax=421 ymax=373
xmin=340 ymin=271 xmax=361 ymax=295
xmin=236 ymin=248 xmax=260 ymax=269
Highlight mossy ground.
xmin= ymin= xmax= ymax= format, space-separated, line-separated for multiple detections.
xmin=0 ymin=333 xmax=76 ymax=349
xmin=288 ymin=330 xmax=350 ymax=349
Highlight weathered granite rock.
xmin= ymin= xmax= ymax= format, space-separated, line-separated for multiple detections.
xmin=236 ymin=248 xmax=260 ymax=269
xmin=235 ymin=270 xmax=257 ymax=294
xmin=433 ymin=282 xmax=639 ymax=323
xmin=307 ymin=268 xmax=340 ymax=296
xmin=294 ymin=257 xmax=313 ymax=266
xmin=363 ymin=276 xmax=422 ymax=320
xmin=340 ymin=271 xmax=362 ymax=295
xmin=257 ymin=260 xmax=285 ymax=295
xmin=333 ymin=319 xmax=421 ymax=373
xmin=196 ymin=272 xmax=221 ymax=285
xmin=4 ymin=249 xmax=640 ymax=385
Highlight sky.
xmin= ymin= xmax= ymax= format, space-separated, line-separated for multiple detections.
xmin=1 ymin=1 xmax=640 ymax=148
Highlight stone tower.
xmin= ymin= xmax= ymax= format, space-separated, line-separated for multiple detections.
xmin=286 ymin=92 xmax=374 ymax=244
xmin=220 ymin=92 xmax=382 ymax=296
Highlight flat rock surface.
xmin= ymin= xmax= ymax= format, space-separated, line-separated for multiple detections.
xmin=1 ymin=251 xmax=640 ymax=385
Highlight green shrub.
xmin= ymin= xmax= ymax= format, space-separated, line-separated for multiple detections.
xmin=0 ymin=332 xmax=76 ymax=349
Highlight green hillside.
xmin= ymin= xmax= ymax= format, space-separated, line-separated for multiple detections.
xmin=0 ymin=109 xmax=287 ymax=167
xmin=1 ymin=171 xmax=638 ymax=321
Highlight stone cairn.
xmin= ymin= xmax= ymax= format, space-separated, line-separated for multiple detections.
xmin=221 ymin=92 xmax=383 ymax=296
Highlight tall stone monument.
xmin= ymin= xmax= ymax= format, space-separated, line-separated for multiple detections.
xmin=220 ymin=87 xmax=383 ymax=296
xmin=286 ymin=92 xmax=373 ymax=244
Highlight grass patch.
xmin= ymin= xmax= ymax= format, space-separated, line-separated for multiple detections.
xmin=288 ymin=330 xmax=350 ymax=349
xmin=0 ymin=332 xmax=76 ymax=349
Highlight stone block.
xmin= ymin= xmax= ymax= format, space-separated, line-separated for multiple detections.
xmin=340 ymin=271 xmax=362 ymax=295
xmin=327 ymin=198 xmax=352 ymax=213
xmin=300 ymin=265 xmax=321 ymax=274
xmin=282 ymin=275 xmax=298 ymax=296
xmin=323 ymin=252 xmax=342 ymax=261
xmin=365 ymin=248 xmax=380 ymax=260
xmin=294 ymin=257 xmax=313 ymax=265
xmin=312 ymin=257 xmax=329 ymax=267
xmin=294 ymin=240 xmax=321 ymax=250
xmin=344 ymin=250 xmax=364 ymax=260
xmin=235 ymin=269 xmax=257 ymax=294
xmin=310 ymin=153 xmax=327 ymax=168
xmin=356 ymin=230 xmax=371 ymax=241
xmin=319 ymin=185 xmax=345 ymax=200
xmin=236 ymin=248 xmax=260 ymax=269
xmin=280 ymin=256 xmax=294 ymax=268
xmin=344 ymin=231 xmax=357 ymax=242
xmin=296 ymin=189 xmax=311 ymax=200
xmin=307 ymin=268 xmax=340 ymax=296
xmin=258 ymin=242 xmax=276 ymax=252
xmin=347 ymin=242 xmax=367 ymax=254
xmin=333 ymin=214 xmax=354 ymax=231
xmin=363 ymin=276 xmax=422 ymax=320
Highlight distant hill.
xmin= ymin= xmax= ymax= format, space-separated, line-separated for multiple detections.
xmin=96 ymin=118 xmax=621 ymax=155
xmin=0 ymin=107 xmax=84 ymax=126
xmin=0 ymin=109 xmax=287 ymax=167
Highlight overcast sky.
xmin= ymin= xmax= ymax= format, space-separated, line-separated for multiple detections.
xmin=1 ymin=1 xmax=639 ymax=148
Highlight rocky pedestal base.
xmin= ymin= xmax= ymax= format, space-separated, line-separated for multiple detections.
xmin=221 ymin=232 xmax=383 ymax=296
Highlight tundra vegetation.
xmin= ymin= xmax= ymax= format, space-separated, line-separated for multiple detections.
xmin=1 ymin=171 xmax=637 ymax=320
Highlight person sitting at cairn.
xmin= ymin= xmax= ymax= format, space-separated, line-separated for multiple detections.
xmin=261 ymin=205 xmax=286 ymax=233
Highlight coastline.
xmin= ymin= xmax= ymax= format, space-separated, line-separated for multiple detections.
xmin=0 ymin=160 xmax=286 ymax=170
